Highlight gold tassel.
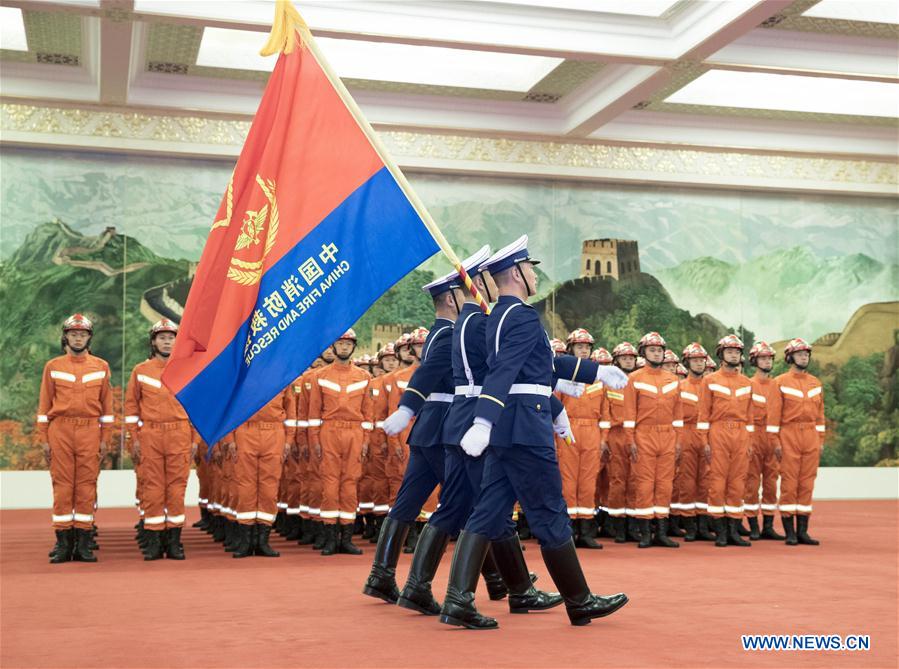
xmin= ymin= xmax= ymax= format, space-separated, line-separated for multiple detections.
xmin=259 ymin=0 xmax=309 ymax=56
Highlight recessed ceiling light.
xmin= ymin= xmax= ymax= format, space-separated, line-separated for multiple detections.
xmin=0 ymin=7 xmax=28 ymax=51
xmin=803 ymin=0 xmax=899 ymax=25
xmin=666 ymin=70 xmax=898 ymax=118
xmin=464 ymin=0 xmax=679 ymax=17
xmin=196 ymin=28 xmax=563 ymax=92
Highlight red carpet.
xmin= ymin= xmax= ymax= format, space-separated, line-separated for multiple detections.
xmin=1 ymin=501 xmax=896 ymax=669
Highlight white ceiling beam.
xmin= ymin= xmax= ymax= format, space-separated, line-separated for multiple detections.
xmin=98 ymin=0 xmax=134 ymax=105
xmin=591 ymin=110 xmax=899 ymax=159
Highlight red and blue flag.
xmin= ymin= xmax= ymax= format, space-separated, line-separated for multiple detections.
xmin=163 ymin=30 xmax=438 ymax=446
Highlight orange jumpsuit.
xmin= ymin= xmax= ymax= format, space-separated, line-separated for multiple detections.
xmin=744 ymin=374 xmax=781 ymax=518
xmin=228 ymin=390 xmax=295 ymax=526
xmin=557 ymin=381 xmax=606 ymax=519
xmin=603 ymin=381 xmax=634 ymax=518
xmin=767 ymin=370 xmax=826 ymax=516
xmin=307 ymin=363 xmax=374 ymax=525
xmin=697 ymin=368 xmax=753 ymax=519
xmin=385 ymin=364 xmax=417 ymax=506
xmin=280 ymin=375 xmax=304 ymax=519
xmin=368 ymin=375 xmax=391 ymax=516
xmin=673 ymin=374 xmax=705 ymax=517
xmin=37 ymin=353 xmax=113 ymax=530
xmin=296 ymin=368 xmax=320 ymax=520
xmin=124 ymin=358 xmax=197 ymax=531
xmin=623 ymin=367 xmax=682 ymax=520
xmin=195 ymin=441 xmax=210 ymax=515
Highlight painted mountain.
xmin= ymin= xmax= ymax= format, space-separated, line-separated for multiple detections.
xmin=655 ymin=247 xmax=899 ymax=342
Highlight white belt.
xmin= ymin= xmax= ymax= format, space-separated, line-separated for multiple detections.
xmin=509 ymin=384 xmax=552 ymax=397
xmin=455 ymin=385 xmax=483 ymax=396
xmin=426 ymin=393 xmax=454 ymax=403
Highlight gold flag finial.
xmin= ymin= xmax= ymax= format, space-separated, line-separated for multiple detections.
xmin=260 ymin=0 xmax=309 ymax=56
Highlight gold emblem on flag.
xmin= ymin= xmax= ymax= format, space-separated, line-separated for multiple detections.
xmin=215 ymin=174 xmax=280 ymax=287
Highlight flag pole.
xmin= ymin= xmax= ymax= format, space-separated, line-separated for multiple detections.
xmin=260 ymin=1 xmax=491 ymax=314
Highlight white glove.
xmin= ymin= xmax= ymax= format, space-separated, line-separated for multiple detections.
xmin=553 ymin=408 xmax=575 ymax=443
xmin=555 ymin=379 xmax=585 ymax=398
xmin=460 ymin=418 xmax=492 ymax=458
xmin=596 ymin=365 xmax=628 ymax=390
xmin=382 ymin=406 xmax=414 ymax=436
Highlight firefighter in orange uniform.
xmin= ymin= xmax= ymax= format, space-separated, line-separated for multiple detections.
xmin=589 ymin=347 xmax=614 ymax=538
xmin=276 ymin=372 xmax=306 ymax=541
xmin=355 ymin=354 xmax=377 ymax=535
xmin=602 ymin=341 xmax=640 ymax=543
xmin=365 ymin=344 xmax=398 ymax=543
xmin=741 ymin=341 xmax=786 ymax=541
xmin=223 ymin=383 xmax=295 ymax=558
xmin=192 ymin=440 xmax=211 ymax=531
xmin=124 ymin=319 xmax=198 ymax=560
xmin=38 ymin=314 xmax=113 ymax=564
xmin=307 ymin=329 xmax=374 ymax=556
xmin=697 ymin=334 xmax=753 ymax=548
xmin=622 ymin=332 xmax=682 ymax=548
xmin=767 ymin=338 xmax=825 ymax=546
xmin=296 ymin=356 xmax=326 ymax=548
xmin=674 ymin=343 xmax=714 ymax=541
xmin=556 ymin=328 xmax=605 ymax=549
xmin=660 ymin=349 xmax=685 ymax=537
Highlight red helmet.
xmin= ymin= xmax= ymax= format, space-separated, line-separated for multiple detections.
xmin=337 ymin=328 xmax=357 ymax=343
xmin=784 ymin=337 xmax=812 ymax=361
xmin=612 ymin=342 xmax=638 ymax=358
xmin=663 ymin=350 xmax=679 ymax=364
xmin=705 ymin=356 xmax=717 ymax=370
xmin=681 ymin=342 xmax=708 ymax=360
xmin=354 ymin=354 xmax=372 ymax=367
xmin=396 ymin=332 xmax=413 ymax=349
xmin=635 ymin=356 xmax=646 ymax=369
xmin=591 ymin=347 xmax=613 ymax=364
xmin=63 ymin=313 xmax=93 ymax=333
xmin=676 ymin=363 xmax=688 ymax=378
xmin=410 ymin=327 xmax=429 ymax=345
xmin=150 ymin=318 xmax=178 ymax=337
xmin=566 ymin=328 xmax=594 ymax=346
xmin=550 ymin=338 xmax=566 ymax=354
xmin=637 ymin=331 xmax=666 ymax=356
xmin=378 ymin=343 xmax=397 ymax=360
xmin=749 ymin=340 xmax=775 ymax=364
xmin=715 ymin=333 xmax=744 ymax=359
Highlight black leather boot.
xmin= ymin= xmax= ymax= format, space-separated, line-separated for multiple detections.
xmin=203 ymin=509 xmax=215 ymax=534
xmin=782 ymin=515 xmax=798 ymax=545
xmin=142 ymin=530 xmax=164 ymax=561
xmin=166 ymin=527 xmax=186 ymax=560
xmin=697 ymin=514 xmax=716 ymax=541
xmin=362 ymin=513 xmax=376 ymax=541
xmin=284 ymin=515 xmax=301 ymax=541
xmin=541 ymin=539 xmax=628 ymax=626
xmin=668 ymin=515 xmax=686 ymax=537
xmin=297 ymin=518 xmax=315 ymax=545
xmin=439 ymin=531 xmax=497 ymax=630
xmin=313 ymin=521 xmax=327 ymax=550
xmin=481 ymin=547 xmax=509 ymax=600
xmin=760 ymin=515 xmax=785 ymax=540
xmin=575 ymin=518 xmax=602 ymax=549
xmin=683 ymin=517 xmax=697 ymax=541
xmin=637 ymin=519 xmax=652 ymax=548
xmin=369 ymin=516 xmax=383 ymax=544
xmin=192 ymin=508 xmax=208 ymax=530
xmin=627 ymin=518 xmax=642 ymax=542
xmin=255 ymin=523 xmax=281 ymax=557
xmin=517 ymin=512 xmax=532 ymax=540
xmin=613 ymin=516 xmax=627 ymax=543
xmin=232 ymin=523 xmax=254 ymax=558
xmin=714 ymin=517 xmax=728 ymax=547
xmin=404 ymin=521 xmax=422 ymax=554
xmin=223 ymin=520 xmax=238 ymax=552
xmin=363 ymin=517 xmax=411 ymax=603
xmin=796 ymin=515 xmax=819 ymax=545
xmin=212 ymin=516 xmax=227 ymax=542
xmin=134 ymin=518 xmax=145 ymax=542
xmin=320 ymin=523 xmax=339 ymax=556
xmin=653 ymin=518 xmax=680 ymax=548
xmin=491 ymin=534 xmax=563 ymax=614
xmin=736 ymin=518 xmax=751 ymax=536
xmin=49 ymin=529 xmax=73 ymax=564
xmin=728 ymin=518 xmax=752 ymax=546
xmin=338 ymin=522 xmax=363 ymax=555
xmin=397 ymin=524 xmax=450 ymax=615
xmin=747 ymin=516 xmax=761 ymax=541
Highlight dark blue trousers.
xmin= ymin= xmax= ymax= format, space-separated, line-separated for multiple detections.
xmin=387 ymin=445 xmax=445 ymax=523
xmin=464 ymin=444 xmax=572 ymax=548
